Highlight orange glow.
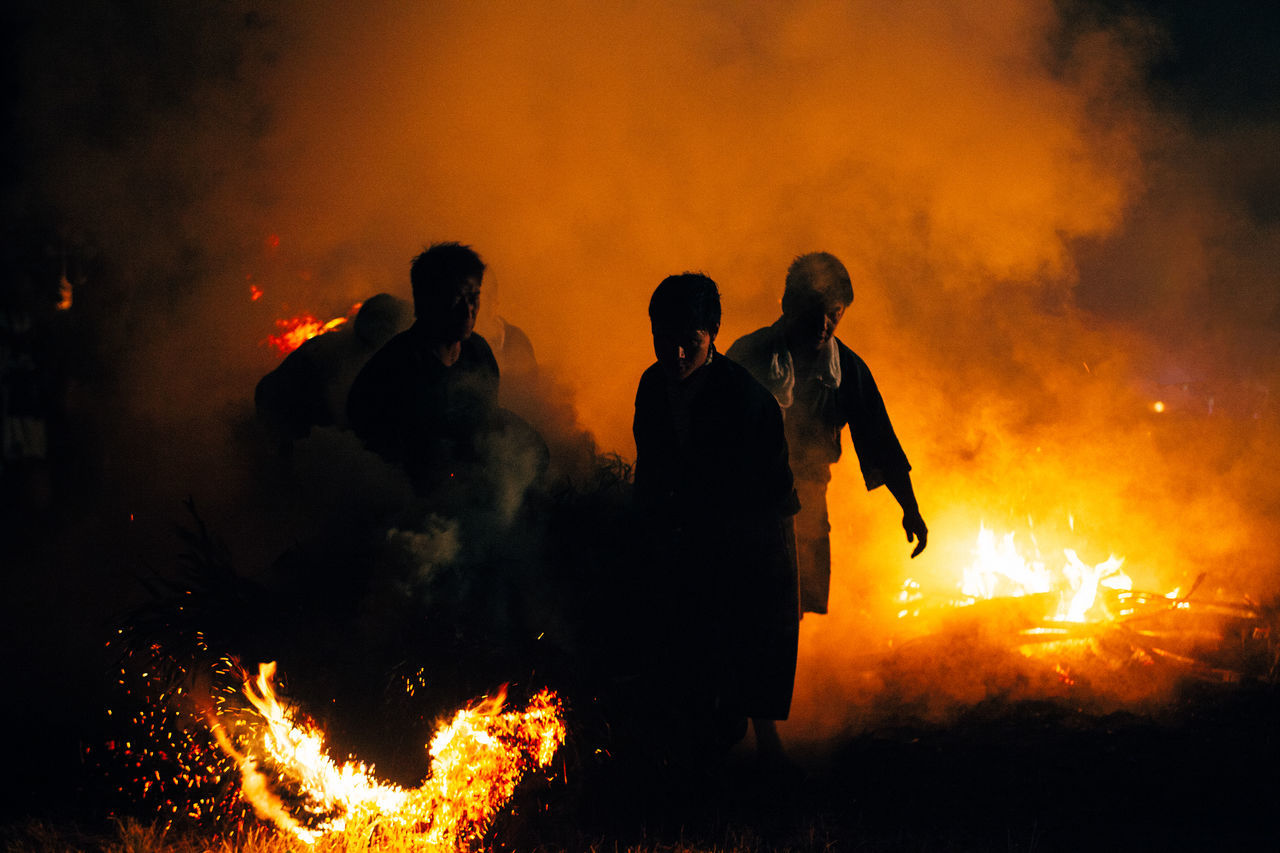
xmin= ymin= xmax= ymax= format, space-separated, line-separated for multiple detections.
xmin=958 ymin=523 xmax=1130 ymax=623
xmin=211 ymin=662 xmax=566 ymax=848
xmin=263 ymin=302 xmax=362 ymax=356
xmin=250 ymin=285 xmax=263 ymax=302
xmin=56 ymin=273 xmax=73 ymax=311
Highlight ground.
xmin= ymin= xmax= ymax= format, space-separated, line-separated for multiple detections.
xmin=6 ymin=676 xmax=1279 ymax=852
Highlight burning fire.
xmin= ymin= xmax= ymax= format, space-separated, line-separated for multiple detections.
xmin=959 ymin=523 xmax=1130 ymax=623
xmin=210 ymin=662 xmax=566 ymax=848
xmin=263 ymin=302 xmax=362 ymax=356
xmin=899 ymin=521 xmax=1146 ymax=627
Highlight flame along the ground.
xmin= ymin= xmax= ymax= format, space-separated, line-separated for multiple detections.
xmin=901 ymin=514 xmax=1162 ymax=622
xmin=105 ymin=650 xmax=566 ymax=849
xmin=901 ymin=522 xmax=1142 ymax=624
xmin=217 ymin=663 xmax=565 ymax=848
xmin=892 ymin=522 xmax=1274 ymax=683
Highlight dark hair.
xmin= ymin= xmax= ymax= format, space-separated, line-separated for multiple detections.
xmin=409 ymin=242 xmax=485 ymax=315
xmin=782 ymin=252 xmax=854 ymax=315
xmin=648 ymin=272 xmax=721 ymax=337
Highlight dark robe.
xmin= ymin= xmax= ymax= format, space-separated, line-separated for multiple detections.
xmin=633 ymin=352 xmax=800 ymax=721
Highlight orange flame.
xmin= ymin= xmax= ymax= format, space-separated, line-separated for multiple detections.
xmin=958 ymin=523 xmax=1130 ymax=622
xmin=212 ymin=662 xmax=566 ymax=848
xmin=56 ymin=273 xmax=74 ymax=311
xmin=263 ymin=302 xmax=362 ymax=356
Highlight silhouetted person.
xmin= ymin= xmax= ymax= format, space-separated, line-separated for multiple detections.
xmin=727 ymin=252 xmax=926 ymax=616
xmin=633 ymin=272 xmax=800 ymax=765
xmin=255 ymin=293 xmax=412 ymax=450
xmin=346 ymin=243 xmax=500 ymax=497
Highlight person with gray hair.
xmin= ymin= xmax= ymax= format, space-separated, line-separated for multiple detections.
xmin=727 ymin=252 xmax=927 ymax=615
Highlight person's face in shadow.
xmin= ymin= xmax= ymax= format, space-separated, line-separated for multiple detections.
xmin=653 ymin=325 xmax=714 ymax=382
xmin=428 ymin=276 xmax=482 ymax=343
xmin=783 ymin=287 xmax=848 ymax=355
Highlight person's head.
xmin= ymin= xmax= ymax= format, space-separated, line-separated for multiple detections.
xmin=352 ymin=293 xmax=412 ymax=349
xmin=780 ymin=252 xmax=854 ymax=353
xmin=409 ymin=242 xmax=486 ymax=342
xmin=648 ymin=272 xmax=720 ymax=382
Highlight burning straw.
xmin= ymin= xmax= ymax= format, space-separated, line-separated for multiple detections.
xmin=211 ymin=661 xmax=565 ymax=848
xmin=107 ymin=650 xmax=565 ymax=850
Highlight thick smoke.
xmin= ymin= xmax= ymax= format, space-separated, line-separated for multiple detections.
xmin=8 ymin=0 xmax=1279 ymax=752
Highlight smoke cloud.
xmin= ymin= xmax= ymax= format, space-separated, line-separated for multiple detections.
xmin=9 ymin=0 xmax=1279 ymax=748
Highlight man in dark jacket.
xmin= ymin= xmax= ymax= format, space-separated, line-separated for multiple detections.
xmin=633 ymin=272 xmax=800 ymax=762
xmin=727 ymin=252 xmax=926 ymax=616
xmin=347 ymin=243 xmax=500 ymax=498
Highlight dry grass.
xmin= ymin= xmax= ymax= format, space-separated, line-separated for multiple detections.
xmin=2 ymin=817 xmax=839 ymax=853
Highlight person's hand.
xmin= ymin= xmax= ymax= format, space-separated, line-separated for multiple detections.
xmin=903 ymin=509 xmax=928 ymax=558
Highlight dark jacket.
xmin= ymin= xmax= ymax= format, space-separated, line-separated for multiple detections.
xmin=727 ymin=322 xmax=910 ymax=488
xmin=347 ymin=324 xmax=499 ymax=492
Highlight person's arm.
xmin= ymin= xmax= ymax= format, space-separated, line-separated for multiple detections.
xmin=883 ymin=468 xmax=927 ymax=558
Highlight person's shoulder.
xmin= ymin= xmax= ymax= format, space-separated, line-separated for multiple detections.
xmin=463 ymin=332 xmax=499 ymax=371
xmin=726 ymin=324 xmax=782 ymax=389
xmin=634 ymin=362 xmax=666 ymax=409
xmin=714 ymin=350 xmax=754 ymax=381
xmin=637 ymin=361 xmax=664 ymax=389
xmin=834 ymin=336 xmax=872 ymax=373
xmin=725 ymin=324 xmax=776 ymax=362
xmin=350 ymin=328 xmax=418 ymax=393
xmin=366 ymin=327 xmax=418 ymax=362
xmin=298 ymin=324 xmax=356 ymax=363
xmin=467 ymin=331 xmax=494 ymax=357
xmin=712 ymin=352 xmax=776 ymax=406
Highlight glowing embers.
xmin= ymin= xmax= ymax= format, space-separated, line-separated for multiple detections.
xmin=101 ymin=646 xmax=245 ymax=829
xmin=959 ymin=523 xmax=1129 ymax=623
xmin=263 ymin=302 xmax=362 ymax=356
xmin=210 ymin=662 xmax=566 ymax=848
